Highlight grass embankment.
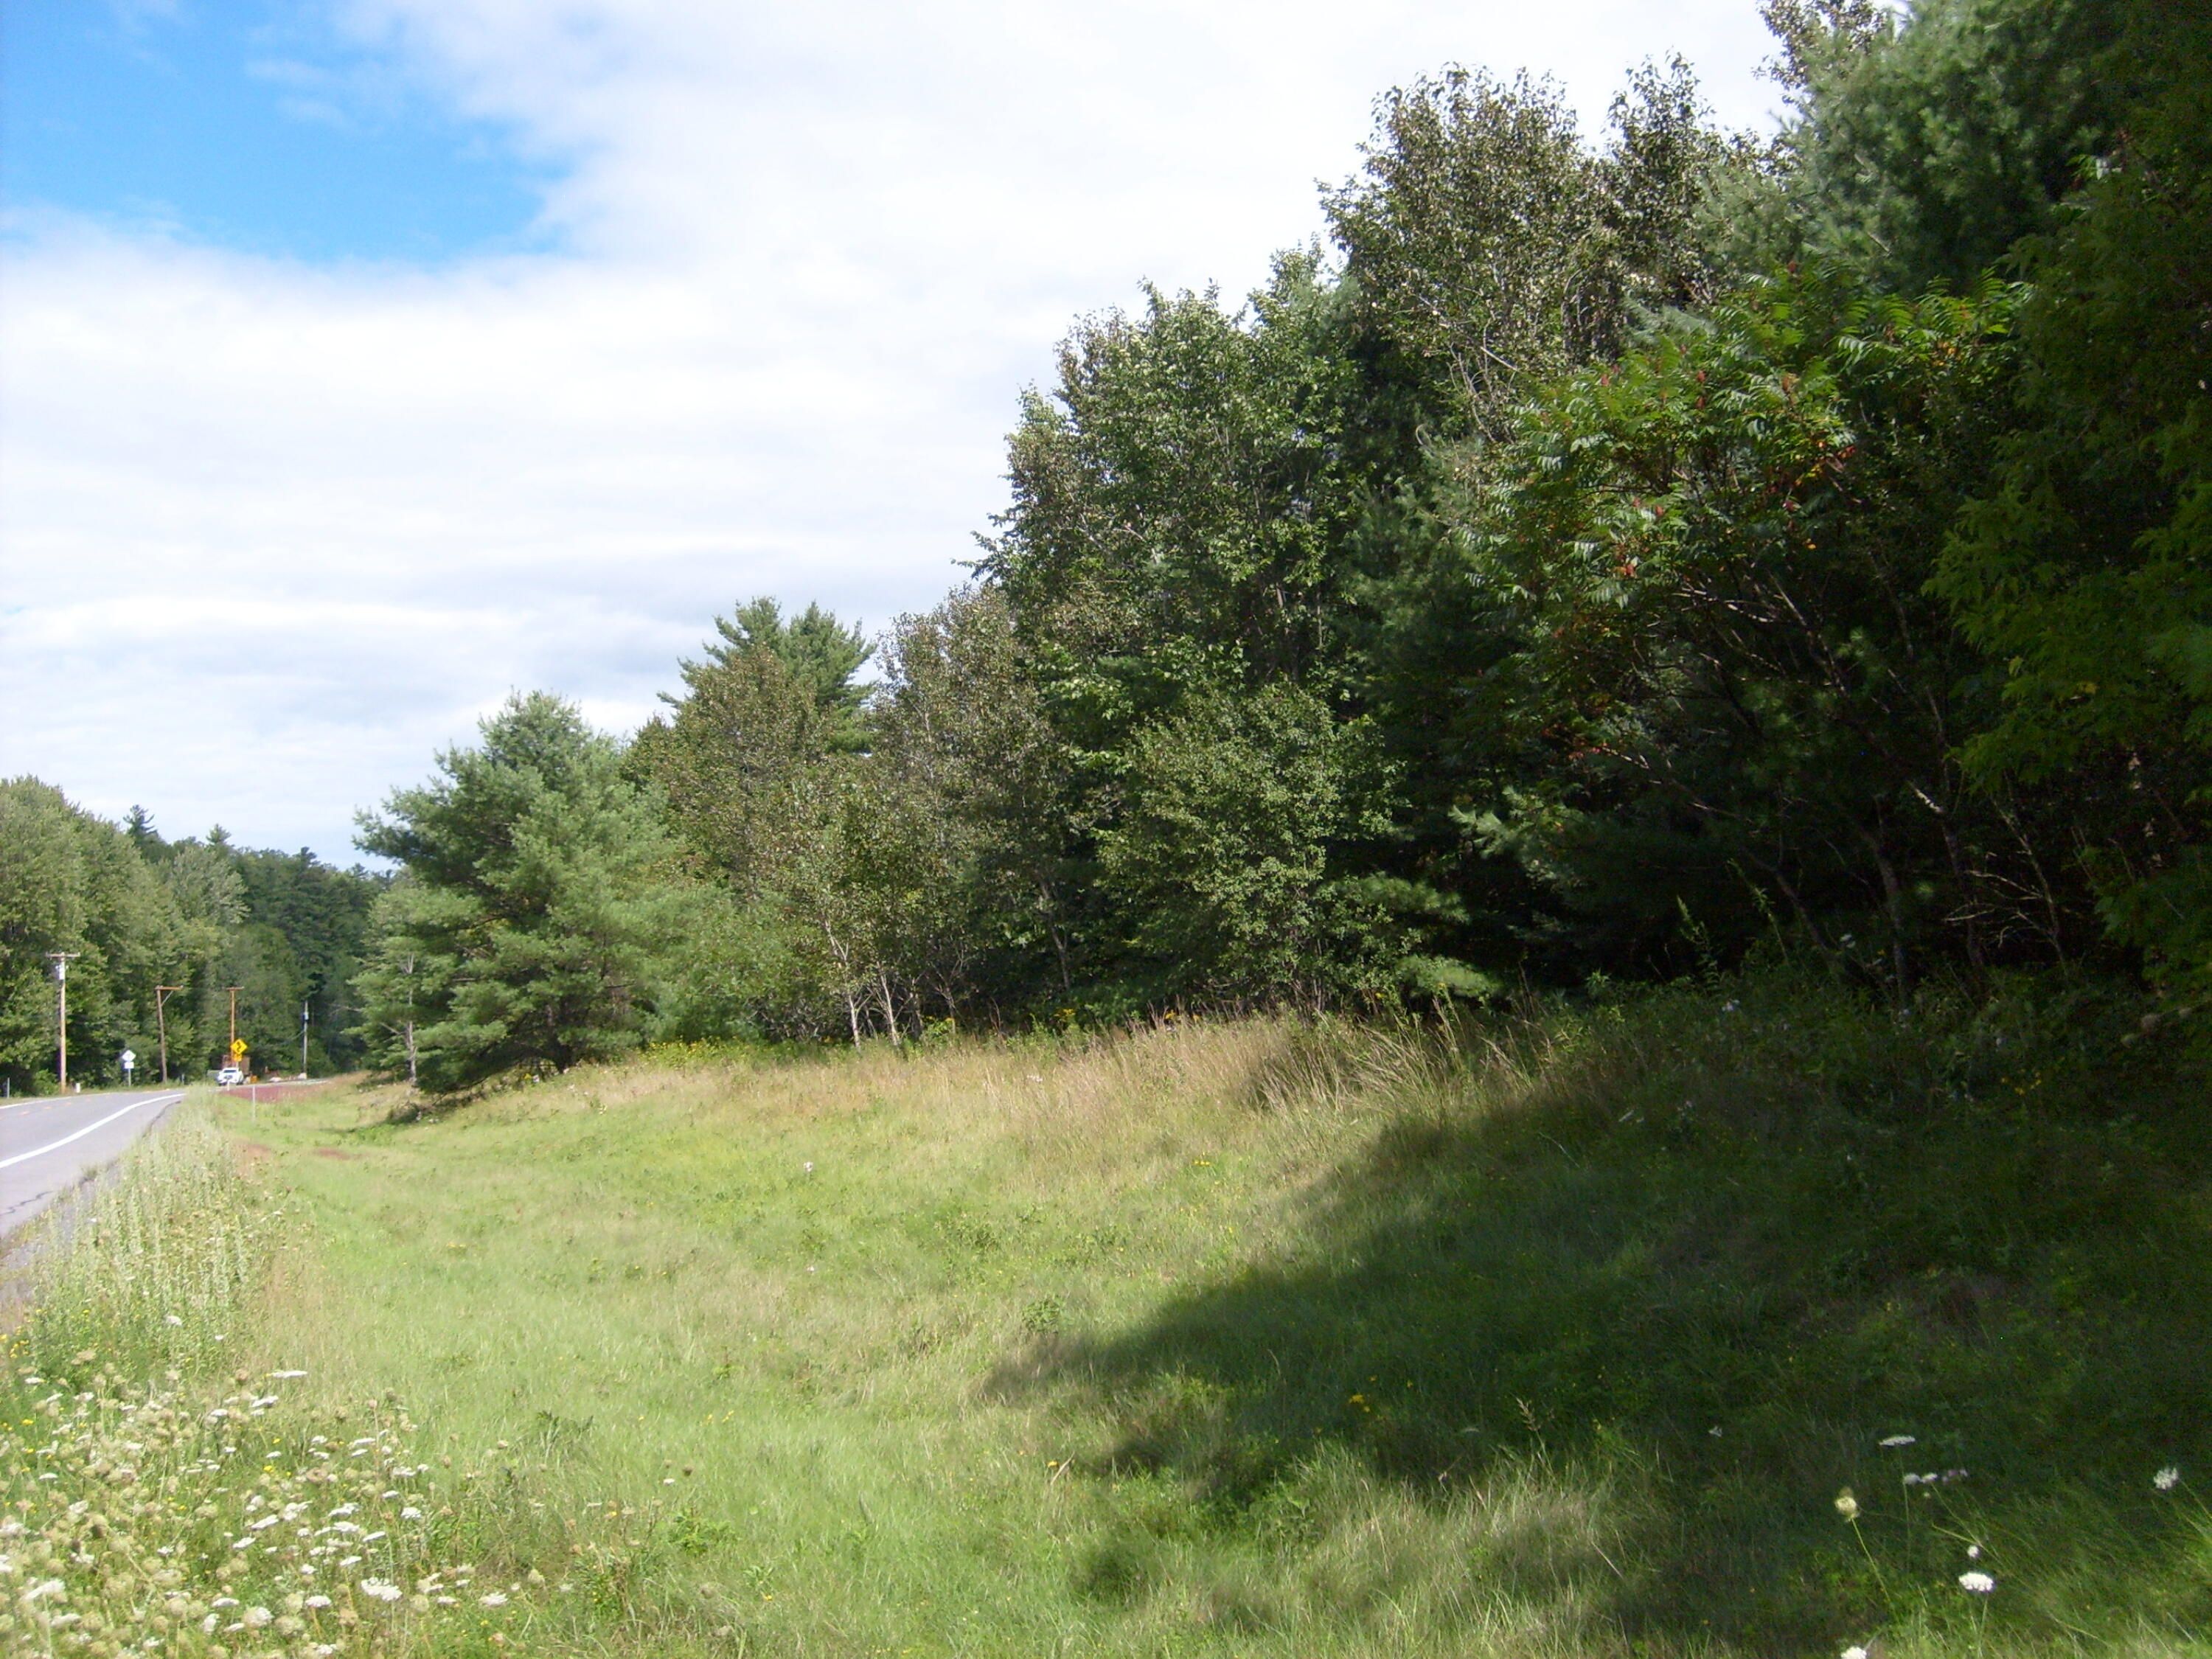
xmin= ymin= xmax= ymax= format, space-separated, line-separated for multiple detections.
xmin=8 ymin=979 xmax=2211 ymax=1657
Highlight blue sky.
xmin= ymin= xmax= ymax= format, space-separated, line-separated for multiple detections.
xmin=0 ymin=0 xmax=1780 ymax=863
xmin=2 ymin=0 xmax=554 ymax=260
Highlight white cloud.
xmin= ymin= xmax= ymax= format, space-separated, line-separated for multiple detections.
xmin=1 ymin=0 xmax=1778 ymax=858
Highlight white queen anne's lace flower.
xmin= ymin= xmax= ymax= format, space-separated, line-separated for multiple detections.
xmin=1878 ymin=1435 xmax=1916 ymax=1448
xmin=1959 ymin=1571 xmax=1997 ymax=1593
xmin=2154 ymin=1466 xmax=2181 ymax=1491
xmin=359 ymin=1578 xmax=403 ymax=1602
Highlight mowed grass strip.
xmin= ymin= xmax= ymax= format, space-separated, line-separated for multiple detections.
xmin=221 ymin=990 xmax=2212 ymax=1658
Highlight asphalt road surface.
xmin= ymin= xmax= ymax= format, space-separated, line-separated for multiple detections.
xmin=0 ymin=1088 xmax=184 ymax=1241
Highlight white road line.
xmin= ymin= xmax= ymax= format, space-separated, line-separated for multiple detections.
xmin=0 ymin=1093 xmax=182 ymax=1170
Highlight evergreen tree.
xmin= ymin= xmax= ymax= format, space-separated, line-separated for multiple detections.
xmin=354 ymin=694 xmax=684 ymax=1092
xmin=1733 ymin=0 xmax=2126 ymax=291
xmin=683 ymin=598 xmax=874 ymax=753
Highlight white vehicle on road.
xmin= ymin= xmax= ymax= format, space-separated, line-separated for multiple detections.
xmin=217 ymin=1065 xmax=245 ymax=1087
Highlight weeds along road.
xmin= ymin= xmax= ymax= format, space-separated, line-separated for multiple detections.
xmin=0 ymin=1088 xmax=184 ymax=1239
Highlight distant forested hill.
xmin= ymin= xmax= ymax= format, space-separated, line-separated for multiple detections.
xmin=0 ymin=779 xmax=384 ymax=1091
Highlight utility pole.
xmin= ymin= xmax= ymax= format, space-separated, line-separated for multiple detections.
xmin=46 ymin=953 xmax=80 ymax=1091
xmin=155 ymin=986 xmax=183 ymax=1085
xmin=299 ymin=1001 xmax=311 ymax=1075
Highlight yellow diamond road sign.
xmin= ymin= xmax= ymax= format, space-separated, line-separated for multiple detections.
xmin=230 ymin=1039 xmax=248 ymax=1060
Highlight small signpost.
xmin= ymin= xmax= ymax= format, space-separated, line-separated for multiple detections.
xmin=226 ymin=986 xmax=245 ymax=1079
xmin=121 ymin=1048 xmax=136 ymax=1085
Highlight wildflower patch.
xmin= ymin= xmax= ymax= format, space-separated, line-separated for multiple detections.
xmin=0 ymin=1348 xmax=653 ymax=1657
xmin=0 ymin=1106 xmax=677 ymax=1657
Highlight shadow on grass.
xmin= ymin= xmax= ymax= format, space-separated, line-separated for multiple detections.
xmin=1006 ymin=981 xmax=2212 ymax=1652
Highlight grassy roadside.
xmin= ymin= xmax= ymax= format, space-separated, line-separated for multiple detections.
xmin=11 ymin=978 xmax=2212 ymax=1656
xmin=0 ymin=1099 xmax=684 ymax=1658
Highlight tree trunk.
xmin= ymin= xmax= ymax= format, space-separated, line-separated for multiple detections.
xmin=1858 ymin=824 xmax=1913 ymax=1003
xmin=821 ymin=919 xmax=864 ymax=1048
xmin=876 ymin=965 xmax=903 ymax=1048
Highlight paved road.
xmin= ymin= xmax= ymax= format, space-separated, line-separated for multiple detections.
xmin=0 ymin=1088 xmax=184 ymax=1240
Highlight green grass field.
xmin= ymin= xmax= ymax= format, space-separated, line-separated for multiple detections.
xmin=9 ymin=978 xmax=2211 ymax=1657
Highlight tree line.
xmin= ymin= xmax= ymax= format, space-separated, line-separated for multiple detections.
xmin=0 ymin=783 xmax=384 ymax=1091
xmin=303 ymin=0 xmax=2212 ymax=1090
